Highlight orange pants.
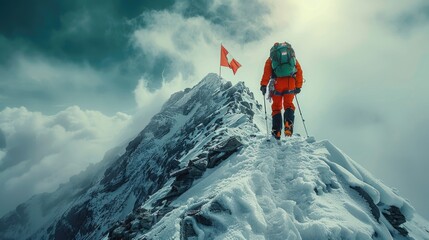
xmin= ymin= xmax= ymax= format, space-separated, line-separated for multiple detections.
xmin=271 ymin=77 xmax=296 ymax=116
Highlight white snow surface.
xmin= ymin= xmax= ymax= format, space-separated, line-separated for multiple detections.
xmin=137 ymin=75 xmax=429 ymax=239
xmin=141 ymin=135 xmax=429 ymax=239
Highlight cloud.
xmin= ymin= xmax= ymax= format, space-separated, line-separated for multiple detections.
xmin=131 ymin=11 xmax=214 ymax=88
xmin=0 ymin=52 xmax=136 ymax=114
xmin=0 ymin=0 xmax=271 ymax=113
xmin=129 ymin=0 xmax=272 ymax=89
xmin=0 ymin=129 xmax=5 ymax=149
xmin=0 ymin=106 xmax=131 ymax=216
xmin=177 ymin=0 xmax=271 ymax=42
xmin=0 ymin=0 xmax=176 ymax=66
xmin=383 ymin=1 xmax=429 ymax=33
xmin=136 ymin=73 xmax=195 ymax=110
xmin=0 ymin=1 xmax=178 ymax=114
xmin=0 ymin=72 xmax=193 ymax=217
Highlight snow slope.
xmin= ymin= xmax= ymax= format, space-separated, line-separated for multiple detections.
xmin=108 ymin=74 xmax=428 ymax=240
xmin=1 ymin=73 xmax=428 ymax=240
xmin=140 ymin=135 xmax=429 ymax=239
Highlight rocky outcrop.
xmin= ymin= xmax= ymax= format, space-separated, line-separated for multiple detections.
xmin=350 ymin=186 xmax=381 ymax=222
xmin=108 ymin=206 xmax=175 ymax=240
xmin=382 ymin=206 xmax=408 ymax=236
xmin=107 ymin=136 xmax=243 ymax=239
xmin=350 ymin=186 xmax=410 ymax=237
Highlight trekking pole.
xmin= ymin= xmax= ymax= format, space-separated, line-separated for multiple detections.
xmin=295 ymin=94 xmax=309 ymax=138
xmin=263 ymin=94 xmax=270 ymax=140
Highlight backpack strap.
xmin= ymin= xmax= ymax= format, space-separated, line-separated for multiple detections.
xmin=272 ymin=89 xmax=296 ymax=96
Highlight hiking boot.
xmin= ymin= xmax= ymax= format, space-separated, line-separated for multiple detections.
xmin=284 ymin=121 xmax=293 ymax=137
xmin=271 ymin=130 xmax=281 ymax=140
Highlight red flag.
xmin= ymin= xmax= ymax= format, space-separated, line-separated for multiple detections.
xmin=220 ymin=44 xmax=241 ymax=76
xmin=229 ymin=58 xmax=241 ymax=75
xmin=220 ymin=45 xmax=229 ymax=67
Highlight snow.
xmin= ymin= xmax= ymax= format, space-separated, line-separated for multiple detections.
xmin=2 ymin=74 xmax=428 ymax=240
xmin=142 ymin=132 xmax=429 ymax=239
xmin=133 ymin=75 xmax=429 ymax=239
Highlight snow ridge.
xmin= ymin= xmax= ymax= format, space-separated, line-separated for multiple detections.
xmin=139 ymin=136 xmax=429 ymax=240
xmin=1 ymin=73 xmax=428 ymax=240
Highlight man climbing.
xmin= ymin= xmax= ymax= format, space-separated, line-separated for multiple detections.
xmin=260 ymin=42 xmax=303 ymax=140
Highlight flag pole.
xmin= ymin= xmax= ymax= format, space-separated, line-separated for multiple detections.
xmin=219 ymin=42 xmax=222 ymax=79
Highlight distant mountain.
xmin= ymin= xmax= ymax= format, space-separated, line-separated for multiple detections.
xmin=1 ymin=73 xmax=428 ymax=240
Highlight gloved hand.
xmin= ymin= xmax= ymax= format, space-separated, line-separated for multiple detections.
xmin=295 ymin=88 xmax=301 ymax=94
xmin=260 ymin=85 xmax=267 ymax=95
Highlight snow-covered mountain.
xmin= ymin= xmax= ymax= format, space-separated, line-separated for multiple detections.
xmin=1 ymin=73 xmax=428 ymax=240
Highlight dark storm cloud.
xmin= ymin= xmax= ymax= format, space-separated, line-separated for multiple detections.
xmin=0 ymin=0 xmax=175 ymax=65
xmin=0 ymin=129 xmax=5 ymax=149
xmin=0 ymin=0 xmax=268 ymax=71
xmin=0 ymin=0 xmax=177 ymax=112
xmin=389 ymin=2 xmax=429 ymax=32
xmin=0 ymin=0 xmax=271 ymax=113
xmin=179 ymin=0 xmax=271 ymax=43
xmin=0 ymin=0 xmax=177 ymax=91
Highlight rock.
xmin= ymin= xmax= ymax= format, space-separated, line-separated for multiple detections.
xmin=209 ymin=201 xmax=231 ymax=215
xmin=189 ymin=158 xmax=208 ymax=172
xmin=382 ymin=206 xmax=408 ymax=236
xmin=170 ymin=167 xmax=190 ymax=178
xmin=129 ymin=232 xmax=138 ymax=239
xmin=212 ymin=136 xmax=243 ymax=153
xmin=112 ymin=226 xmax=125 ymax=238
xmin=131 ymin=220 xmax=141 ymax=231
xmin=140 ymin=214 xmax=154 ymax=230
xmin=194 ymin=214 xmax=213 ymax=227
xmin=350 ymin=186 xmax=380 ymax=222
xmin=125 ymin=213 xmax=135 ymax=224
xmin=181 ymin=218 xmax=197 ymax=239
xmin=136 ymin=207 xmax=149 ymax=215
xmin=173 ymin=178 xmax=194 ymax=194
xmin=187 ymin=167 xmax=204 ymax=179
xmin=207 ymin=137 xmax=242 ymax=168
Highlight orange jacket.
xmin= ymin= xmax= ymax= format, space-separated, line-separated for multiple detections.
xmin=260 ymin=58 xmax=303 ymax=88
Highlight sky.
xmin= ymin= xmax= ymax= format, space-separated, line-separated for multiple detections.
xmin=0 ymin=0 xmax=428 ymax=220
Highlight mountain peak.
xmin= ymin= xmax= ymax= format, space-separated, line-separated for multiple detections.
xmin=1 ymin=74 xmax=428 ymax=240
xmin=0 ymin=73 xmax=262 ymax=240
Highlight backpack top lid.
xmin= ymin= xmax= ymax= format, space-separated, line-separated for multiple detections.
xmin=270 ymin=42 xmax=296 ymax=77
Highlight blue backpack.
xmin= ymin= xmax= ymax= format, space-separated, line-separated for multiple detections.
xmin=270 ymin=42 xmax=297 ymax=77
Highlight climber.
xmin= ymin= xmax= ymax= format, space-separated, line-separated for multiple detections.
xmin=260 ymin=42 xmax=303 ymax=140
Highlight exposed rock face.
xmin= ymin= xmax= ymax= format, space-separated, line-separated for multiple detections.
xmin=382 ymin=206 xmax=408 ymax=236
xmin=350 ymin=186 xmax=381 ymax=222
xmin=108 ymin=136 xmax=243 ymax=240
